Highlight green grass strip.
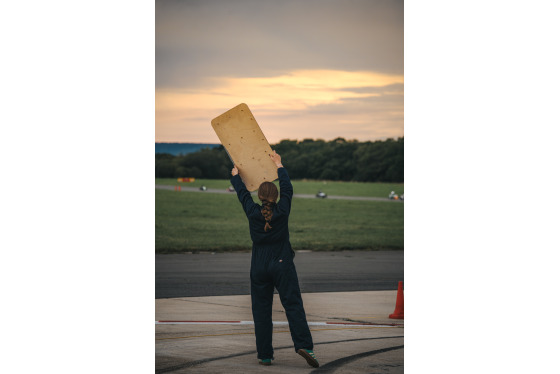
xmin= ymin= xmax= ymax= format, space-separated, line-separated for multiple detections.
xmin=155 ymin=188 xmax=403 ymax=253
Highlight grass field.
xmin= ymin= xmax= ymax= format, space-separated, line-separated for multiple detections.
xmin=155 ymin=179 xmax=404 ymax=252
xmin=156 ymin=178 xmax=404 ymax=198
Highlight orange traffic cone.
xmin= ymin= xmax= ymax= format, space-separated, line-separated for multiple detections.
xmin=389 ymin=281 xmax=404 ymax=319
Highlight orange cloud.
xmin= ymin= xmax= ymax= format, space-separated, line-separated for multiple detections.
xmin=155 ymin=69 xmax=403 ymax=142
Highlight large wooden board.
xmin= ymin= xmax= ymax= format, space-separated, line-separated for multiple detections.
xmin=211 ymin=103 xmax=278 ymax=191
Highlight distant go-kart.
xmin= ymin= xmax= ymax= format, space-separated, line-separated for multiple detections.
xmin=227 ymin=186 xmax=235 ymax=192
xmin=199 ymin=185 xmax=207 ymax=191
xmin=389 ymin=191 xmax=404 ymax=201
xmin=316 ymin=191 xmax=327 ymax=198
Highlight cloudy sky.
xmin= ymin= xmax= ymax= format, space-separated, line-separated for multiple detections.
xmin=155 ymin=0 xmax=403 ymax=143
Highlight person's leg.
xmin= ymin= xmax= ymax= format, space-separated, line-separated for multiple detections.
xmin=251 ymin=264 xmax=275 ymax=360
xmin=273 ymin=260 xmax=313 ymax=352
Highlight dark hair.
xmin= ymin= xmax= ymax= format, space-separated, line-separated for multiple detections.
xmin=258 ymin=182 xmax=278 ymax=232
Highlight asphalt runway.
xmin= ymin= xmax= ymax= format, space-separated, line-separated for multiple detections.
xmin=156 ymin=250 xmax=404 ymax=298
xmin=155 ymin=291 xmax=404 ymax=373
xmin=156 ymin=324 xmax=404 ymax=373
xmin=156 ymin=251 xmax=404 ymax=372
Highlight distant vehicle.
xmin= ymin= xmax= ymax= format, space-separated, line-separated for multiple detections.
xmin=399 ymin=193 xmax=404 ymax=201
xmin=199 ymin=185 xmax=207 ymax=191
xmin=316 ymin=191 xmax=327 ymax=199
xmin=227 ymin=186 xmax=235 ymax=192
xmin=388 ymin=191 xmax=399 ymax=200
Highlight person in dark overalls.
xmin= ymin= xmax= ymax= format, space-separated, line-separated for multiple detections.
xmin=230 ymin=150 xmax=319 ymax=368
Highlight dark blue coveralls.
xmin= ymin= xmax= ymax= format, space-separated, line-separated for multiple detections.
xmin=231 ymin=167 xmax=314 ymax=360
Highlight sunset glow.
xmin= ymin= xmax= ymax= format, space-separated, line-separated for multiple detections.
xmin=155 ymin=0 xmax=403 ymax=143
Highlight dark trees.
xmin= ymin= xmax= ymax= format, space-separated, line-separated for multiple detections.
xmin=155 ymin=138 xmax=404 ymax=182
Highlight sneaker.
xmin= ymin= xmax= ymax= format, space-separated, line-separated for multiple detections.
xmin=258 ymin=358 xmax=272 ymax=366
xmin=297 ymin=349 xmax=319 ymax=368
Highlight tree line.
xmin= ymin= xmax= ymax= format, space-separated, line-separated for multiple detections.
xmin=155 ymin=137 xmax=403 ymax=182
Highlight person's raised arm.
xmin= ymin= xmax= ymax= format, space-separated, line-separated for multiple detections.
xmin=270 ymin=151 xmax=293 ymax=214
xmin=231 ymin=165 xmax=258 ymax=216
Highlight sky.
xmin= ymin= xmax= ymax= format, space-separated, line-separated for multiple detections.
xmin=155 ymin=0 xmax=403 ymax=144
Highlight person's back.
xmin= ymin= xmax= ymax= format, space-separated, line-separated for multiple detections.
xmin=243 ymin=168 xmax=293 ymax=246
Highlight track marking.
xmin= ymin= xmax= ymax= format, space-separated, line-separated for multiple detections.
xmin=156 ymin=326 xmax=397 ymax=341
xmin=311 ymin=344 xmax=404 ymax=373
xmin=156 ymin=331 xmax=255 ymax=341
xmin=155 ymin=320 xmax=401 ymax=327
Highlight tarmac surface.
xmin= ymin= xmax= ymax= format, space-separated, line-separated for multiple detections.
xmin=156 ymin=291 xmax=404 ymax=373
xmin=156 ymin=251 xmax=404 ymax=298
xmin=155 ymin=243 xmax=404 ymax=372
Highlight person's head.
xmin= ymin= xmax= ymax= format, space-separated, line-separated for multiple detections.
xmin=258 ymin=182 xmax=278 ymax=232
xmin=258 ymin=181 xmax=278 ymax=203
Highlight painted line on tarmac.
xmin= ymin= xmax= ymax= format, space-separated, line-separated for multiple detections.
xmin=156 ymin=320 xmax=247 ymax=325
xmin=155 ymin=320 xmax=402 ymax=327
xmin=156 ymin=326 xmax=398 ymax=341
xmin=156 ymin=331 xmax=255 ymax=341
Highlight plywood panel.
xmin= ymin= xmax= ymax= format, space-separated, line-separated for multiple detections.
xmin=211 ymin=103 xmax=278 ymax=191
